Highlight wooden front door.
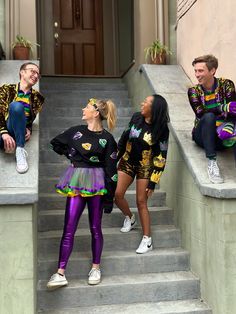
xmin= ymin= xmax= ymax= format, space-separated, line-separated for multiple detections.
xmin=53 ymin=0 xmax=104 ymax=75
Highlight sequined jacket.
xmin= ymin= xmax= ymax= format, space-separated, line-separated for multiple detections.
xmin=0 ymin=83 xmax=44 ymax=134
xmin=188 ymin=78 xmax=236 ymax=129
xmin=117 ymin=112 xmax=169 ymax=190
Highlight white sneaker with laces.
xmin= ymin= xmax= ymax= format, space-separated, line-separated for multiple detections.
xmin=207 ymin=159 xmax=224 ymax=184
xmin=136 ymin=236 xmax=153 ymax=254
xmin=16 ymin=147 xmax=28 ymax=173
xmin=47 ymin=273 xmax=68 ymax=290
xmin=120 ymin=214 xmax=136 ymax=233
xmin=88 ymin=268 xmax=101 ymax=285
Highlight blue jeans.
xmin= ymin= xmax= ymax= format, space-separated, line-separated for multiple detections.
xmin=192 ymin=112 xmax=225 ymax=158
xmin=0 ymin=101 xmax=26 ymax=149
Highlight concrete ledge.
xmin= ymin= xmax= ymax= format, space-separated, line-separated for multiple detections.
xmin=125 ymin=65 xmax=236 ymax=314
xmin=140 ymin=64 xmax=236 ymax=199
xmin=0 ymin=60 xmax=39 ymax=204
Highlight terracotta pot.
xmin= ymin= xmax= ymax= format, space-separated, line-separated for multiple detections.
xmin=13 ymin=45 xmax=30 ymax=60
xmin=151 ymin=52 xmax=166 ymax=65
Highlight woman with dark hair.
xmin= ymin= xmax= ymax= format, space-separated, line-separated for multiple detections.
xmin=115 ymin=94 xmax=169 ymax=254
xmin=47 ymin=98 xmax=117 ymax=289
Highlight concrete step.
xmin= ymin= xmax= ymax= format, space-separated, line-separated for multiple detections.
xmin=38 ymin=225 xmax=181 ymax=257
xmin=39 ymin=124 xmax=127 ymax=134
xmin=41 ymin=77 xmax=123 ymax=82
xmin=38 ymin=207 xmax=173 ymax=231
xmin=38 ymin=165 xmax=161 ymax=188
xmin=38 ymin=163 xmax=161 ymax=183
xmin=40 ymin=77 xmax=123 ymax=85
xmin=38 ymin=299 xmax=211 ymax=314
xmin=40 ymin=116 xmax=131 ymax=128
xmin=39 ymin=163 xmax=70 ymax=177
xmin=42 ymin=90 xmax=129 ymax=100
xmin=39 ymin=148 xmax=66 ymax=163
xmin=38 ymin=248 xmax=189 ymax=280
xmin=37 ymin=271 xmax=200 ymax=310
xmin=39 ymin=127 xmax=130 ymax=146
xmin=40 ymin=82 xmax=127 ymax=91
xmin=41 ymin=98 xmax=131 ymax=110
xmin=39 ymin=106 xmax=133 ymax=118
xmin=38 ymin=175 xmax=157 ymax=193
xmin=38 ymin=190 xmax=167 ymax=211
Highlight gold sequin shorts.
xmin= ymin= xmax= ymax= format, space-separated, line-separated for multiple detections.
xmin=117 ymin=158 xmax=152 ymax=179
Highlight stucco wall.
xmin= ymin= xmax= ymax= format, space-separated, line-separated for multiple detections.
xmin=4 ymin=0 xmax=37 ymax=59
xmin=161 ymin=132 xmax=236 ymax=314
xmin=0 ymin=60 xmax=40 ymax=314
xmin=17 ymin=0 xmax=37 ymax=59
xmin=0 ymin=0 xmax=5 ymax=47
xmin=134 ymin=0 xmax=156 ymax=66
xmin=0 ymin=205 xmax=37 ymax=314
xmin=124 ymin=64 xmax=236 ymax=314
xmin=177 ymin=0 xmax=236 ymax=84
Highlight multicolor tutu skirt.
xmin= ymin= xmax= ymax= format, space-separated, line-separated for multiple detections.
xmin=55 ymin=165 xmax=107 ymax=197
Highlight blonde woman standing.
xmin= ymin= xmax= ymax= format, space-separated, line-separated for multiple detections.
xmin=47 ymin=98 xmax=117 ymax=289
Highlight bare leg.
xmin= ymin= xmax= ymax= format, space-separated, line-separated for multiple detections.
xmin=115 ymin=170 xmax=134 ymax=217
xmin=136 ymin=179 xmax=150 ymax=236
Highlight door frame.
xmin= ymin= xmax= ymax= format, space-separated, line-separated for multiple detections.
xmin=36 ymin=0 xmax=134 ymax=76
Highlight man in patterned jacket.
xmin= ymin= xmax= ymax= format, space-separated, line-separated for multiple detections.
xmin=188 ymin=54 xmax=236 ymax=184
xmin=0 ymin=62 xmax=44 ymax=173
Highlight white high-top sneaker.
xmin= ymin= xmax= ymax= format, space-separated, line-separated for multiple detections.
xmin=15 ymin=147 xmax=28 ymax=173
xmin=207 ymin=159 xmax=223 ymax=184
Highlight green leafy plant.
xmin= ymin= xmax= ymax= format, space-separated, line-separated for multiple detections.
xmin=12 ymin=34 xmax=39 ymax=50
xmin=144 ymin=39 xmax=172 ymax=64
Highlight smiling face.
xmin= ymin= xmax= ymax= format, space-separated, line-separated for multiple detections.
xmin=20 ymin=64 xmax=40 ymax=87
xmin=140 ymin=96 xmax=153 ymax=119
xmin=82 ymin=101 xmax=99 ymax=121
xmin=194 ymin=62 xmax=216 ymax=88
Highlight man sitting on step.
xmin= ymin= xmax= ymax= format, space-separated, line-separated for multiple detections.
xmin=188 ymin=54 xmax=236 ymax=184
xmin=0 ymin=62 xmax=44 ymax=173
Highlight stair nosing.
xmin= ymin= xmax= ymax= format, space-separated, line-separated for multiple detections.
xmin=38 ymin=247 xmax=189 ymax=262
xmin=38 ymin=270 xmax=199 ymax=290
xmin=38 ymin=225 xmax=180 ymax=240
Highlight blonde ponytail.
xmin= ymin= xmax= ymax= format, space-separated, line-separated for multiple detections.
xmin=105 ymin=100 xmax=116 ymax=131
xmin=96 ymin=99 xmax=117 ymax=131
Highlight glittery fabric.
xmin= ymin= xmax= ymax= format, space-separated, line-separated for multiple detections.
xmin=188 ymin=78 xmax=236 ymax=130
xmin=118 ymin=157 xmax=152 ymax=179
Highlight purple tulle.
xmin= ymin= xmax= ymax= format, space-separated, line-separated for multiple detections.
xmin=55 ymin=165 xmax=106 ymax=196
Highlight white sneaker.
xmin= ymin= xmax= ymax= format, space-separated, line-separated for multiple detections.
xmin=207 ymin=159 xmax=224 ymax=184
xmin=47 ymin=273 xmax=68 ymax=290
xmin=88 ymin=268 xmax=101 ymax=285
xmin=136 ymin=236 xmax=153 ymax=254
xmin=16 ymin=147 xmax=28 ymax=173
xmin=120 ymin=214 xmax=136 ymax=233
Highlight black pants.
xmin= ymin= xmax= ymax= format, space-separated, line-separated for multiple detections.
xmin=192 ymin=112 xmax=225 ymax=158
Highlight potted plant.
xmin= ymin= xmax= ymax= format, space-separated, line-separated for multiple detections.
xmin=12 ymin=34 xmax=39 ymax=60
xmin=144 ymin=39 xmax=172 ymax=64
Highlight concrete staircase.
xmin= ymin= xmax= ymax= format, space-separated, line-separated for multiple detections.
xmin=37 ymin=77 xmax=211 ymax=314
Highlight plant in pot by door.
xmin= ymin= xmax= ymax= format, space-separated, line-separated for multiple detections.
xmin=144 ymin=39 xmax=172 ymax=64
xmin=12 ymin=35 xmax=39 ymax=60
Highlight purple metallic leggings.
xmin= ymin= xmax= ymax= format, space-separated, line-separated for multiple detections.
xmin=58 ymin=195 xmax=103 ymax=269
